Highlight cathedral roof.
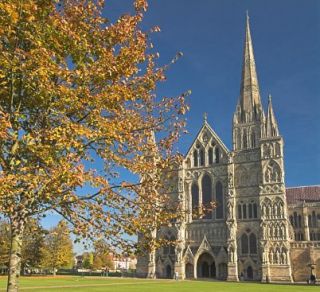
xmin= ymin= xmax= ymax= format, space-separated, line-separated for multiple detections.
xmin=286 ymin=186 xmax=320 ymax=204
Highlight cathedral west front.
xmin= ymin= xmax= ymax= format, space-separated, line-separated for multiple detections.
xmin=136 ymin=15 xmax=320 ymax=283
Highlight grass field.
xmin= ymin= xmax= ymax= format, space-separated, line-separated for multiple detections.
xmin=0 ymin=276 xmax=319 ymax=292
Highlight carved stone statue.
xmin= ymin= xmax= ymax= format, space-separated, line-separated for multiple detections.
xmin=226 ymin=200 xmax=234 ymax=220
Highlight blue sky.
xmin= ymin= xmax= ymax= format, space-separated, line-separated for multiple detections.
xmin=43 ymin=0 xmax=320 ymax=250
xmin=107 ymin=0 xmax=319 ymax=187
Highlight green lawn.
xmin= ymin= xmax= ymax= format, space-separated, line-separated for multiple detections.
xmin=0 ymin=276 xmax=318 ymax=292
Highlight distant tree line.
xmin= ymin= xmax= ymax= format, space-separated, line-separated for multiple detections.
xmin=0 ymin=219 xmax=73 ymax=275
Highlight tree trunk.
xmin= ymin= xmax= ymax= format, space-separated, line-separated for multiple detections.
xmin=7 ymin=219 xmax=24 ymax=292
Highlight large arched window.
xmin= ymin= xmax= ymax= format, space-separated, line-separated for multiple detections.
xmin=215 ymin=182 xmax=224 ymax=219
xmin=191 ymin=183 xmax=199 ymax=218
xmin=249 ymin=233 xmax=257 ymax=254
xmin=193 ymin=150 xmax=198 ymax=167
xmin=202 ymin=175 xmax=212 ymax=219
xmin=241 ymin=233 xmax=248 ymax=254
xmin=208 ymin=148 xmax=213 ymax=165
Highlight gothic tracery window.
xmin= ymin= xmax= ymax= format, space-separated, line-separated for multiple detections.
xmin=191 ymin=183 xmax=199 ymax=219
xmin=251 ymin=131 xmax=255 ymax=148
xmin=249 ymin=233 xmax=257 ymax=254
xmin=243 ymin=204 xmax=247 ymax=219
xmin=193 ymin=150 xmax=198 ymax=167
xmin=241 ymin=232 xmax=257 ymax=255
xmin=253 ymin=203 xmax=258 ymax=218
xmin=241 ymin=233 xmax=248 ymax=254
xmin=215 ymin=147 xmax=220 ymax=163
xmin=200 ymin=149 xmax=205 ymax=166
xmin=208 ymin=147 xmax=213 ymax=165
xmin=202 ymin=175 xmax=212 ymax=219
xmin=248 ymin=203 xmax=253 ymax=218
xmin=243 ymin=131 xmax=247 ymax=149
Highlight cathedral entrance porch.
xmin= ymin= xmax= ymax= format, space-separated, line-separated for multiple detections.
xmin=197 ymin=253 xmax=216 ymax=278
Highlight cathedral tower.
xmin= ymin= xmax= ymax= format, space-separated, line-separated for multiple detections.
xmin=232 ymin=14 xmax=293 ymax=282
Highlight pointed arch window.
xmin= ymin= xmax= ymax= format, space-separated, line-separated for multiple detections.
xmin=248 ymin=203 xmax=253 ymax=218
xmin=243 ymin=204 xmax=247 ymax=219
xmin=251 ymin=132 xmax=256 ymax=148
xmin=215 ymin=147 xmax=219 ymax=163
xmin=243 ymin=132 xmax=247 ymax=149
xmin=193 ymin=150 xmax=198 ymax=167
xmin=202 ymin=175 xmax=212 ymax=219
xmin=191 ymin=184 xmax=199 ymax=219
xmin=215 ymin=182 xmax=224 ymax=219
xmin=312 ymin=211 xmax=317 ymax=227
xmin=298 ymin=215 xmax=302 ymax=228
xmin=208 ymin=148 xmax=213 ymax=165
xmin=241 ymin=233 xmax=248 ymax=254
xmin=294 ymin=212 xmax=298 ymax=227
xmin=200 ymin=149 xmax=205 ymax=166
xmin=249 ymin=233 xmax=257 ymax=254
xmin=253 ymin=203 xmax=258 ymax=218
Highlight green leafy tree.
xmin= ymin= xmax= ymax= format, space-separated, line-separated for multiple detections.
xmin=92 ymin=239 xmax=113 ymax=270
xmin=41 ymin=221 xmax=73 ymax=276
xmin=82 ymin=252 xmax=94 ymax=270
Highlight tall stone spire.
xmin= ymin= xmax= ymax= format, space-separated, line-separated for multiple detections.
xmin=239 ymin=13 xmax=263 ymax=122
xmin=265 ymin=94 xmax=279 ymax=137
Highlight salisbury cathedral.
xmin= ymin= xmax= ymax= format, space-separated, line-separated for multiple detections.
xmin=136 ymin=15 xmax=320 ymax=282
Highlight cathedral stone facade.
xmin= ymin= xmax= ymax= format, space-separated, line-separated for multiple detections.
xmin=136 ymin=16 xmax=320 ymax=282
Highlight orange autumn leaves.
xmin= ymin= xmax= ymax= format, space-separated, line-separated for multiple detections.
xmin=0 ymin=0 xmax=188 ymax=256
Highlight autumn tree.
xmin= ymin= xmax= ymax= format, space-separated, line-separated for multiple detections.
xmin=0 ymin=0 xmax=188 ymax=291
xmin=41 ymin=221 xmax=74 ymax=275
xmin=92 ymin=239 xmax=113 ymax=270
xmin=0 ymin=219 xmax=45 ymax=274
xmin=21 ymin=219 xmax=46 ymax=274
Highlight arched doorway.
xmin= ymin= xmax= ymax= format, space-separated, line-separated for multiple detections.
xmin=246 ymin=266 xmax=253 ymax=280
xmin=197 ymin=253 xmax=216 ymax=278
xmin=166 ymin=265 xmax=172 ymax=279
xmin=185 ymin=263 xmax=194 ymax=278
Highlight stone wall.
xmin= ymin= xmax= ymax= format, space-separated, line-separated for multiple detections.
xmin=290 ymin=242 xmax=320 ymax=282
